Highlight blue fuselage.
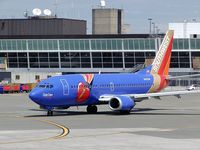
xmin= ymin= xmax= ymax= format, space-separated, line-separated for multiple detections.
xmin=29 ymin=72 xmax=154 ymax=108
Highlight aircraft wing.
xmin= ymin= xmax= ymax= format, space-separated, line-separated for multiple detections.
xmin=131 ymin=90 xmax=200 ymax=99
xmin=99 ymin=90 xmax=200 ymax=102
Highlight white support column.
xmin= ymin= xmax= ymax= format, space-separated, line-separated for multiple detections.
xmin=26 ymin=40 xmax=30 ymax=69
xmin=122 ymin=52 xmax=125 ymax=69
xmin=122 ymin=39 xmax=125 ymax=69
xmin=90 ymin=52 xmax=93 ymax=68
xmin=57 ymin=40 xmax=61 ymax=69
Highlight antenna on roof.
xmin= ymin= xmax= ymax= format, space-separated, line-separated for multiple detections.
xmin=54 ymin=0 xmax=58 ymax=17
xmin=32 ymin=8 xmax=42 ymax=16
xmin=43 ymin=9 xmax=52 ymax=16
xmin=100 ymin=0 xmax=106 ymax=8
xmin=24 ymin=10 xmax=29 ymax=18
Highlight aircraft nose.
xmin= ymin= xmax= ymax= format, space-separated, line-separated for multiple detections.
xmin=29 ymin=90 xmax=41 ymax=103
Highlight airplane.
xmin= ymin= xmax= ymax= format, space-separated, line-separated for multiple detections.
xmin=29 ymin=30 xmax=200 ymax=116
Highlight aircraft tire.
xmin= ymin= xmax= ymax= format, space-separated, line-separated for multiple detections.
xmin=87 ymin=105 xmax=98 ymax=114
xmin=40 ymin=105 xmax=45 ymax=109
xmin=47 ymin=110 xmax=53 ymax=116
xmin=119 ymin=110 xmax=131 ymax=115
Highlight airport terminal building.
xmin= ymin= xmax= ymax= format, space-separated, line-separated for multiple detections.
xmin=0 ymin=34 xmax=200 ymax=85
xmin=0 ymin=12 xmax=200 ymax=85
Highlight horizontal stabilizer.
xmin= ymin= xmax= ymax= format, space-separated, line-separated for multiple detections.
xmin=167 ymin=74 xmax=200 ymax=80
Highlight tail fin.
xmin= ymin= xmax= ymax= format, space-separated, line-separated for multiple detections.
xmin=151 ymin=30 xmax=174 ymax=75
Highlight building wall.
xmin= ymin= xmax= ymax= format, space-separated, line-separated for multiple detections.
xmin=11 ymin=72 xmax=61 ymax=83
xmin=169 ymin=22 xmax=200 ymax=38
xmin=0 ymin=18 xmax=86 ymax=36
xmin=193 ymin=57 xmax=200 ymax=69
xmin=92 ymin=9 xmax=122 ymax=34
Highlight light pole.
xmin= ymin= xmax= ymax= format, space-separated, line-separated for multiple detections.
xmin=156 ymin=27 xmax=160 ymax=34
xmin=155 ymin=26 xmax=158 ymax=37
xmin=148 ymin=18 xmax=152 ymax=35
xmin=152 ymin=22 xmax=155 ymax=35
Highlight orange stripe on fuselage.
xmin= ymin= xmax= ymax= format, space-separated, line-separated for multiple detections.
xmin=163 ymin=53 xmax=171 ymax=76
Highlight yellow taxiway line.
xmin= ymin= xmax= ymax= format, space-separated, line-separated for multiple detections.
xmin=0 ymin=117 xmax=70 ymax=145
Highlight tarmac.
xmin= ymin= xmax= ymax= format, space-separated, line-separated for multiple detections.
xmin=1 ymin=93 xmax=200 ymax=149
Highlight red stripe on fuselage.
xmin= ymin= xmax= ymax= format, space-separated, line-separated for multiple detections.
xmin=158 ymin=37 xmax=173 ymax=75
xmin=163 ymin=54 xmax=171 ymax=76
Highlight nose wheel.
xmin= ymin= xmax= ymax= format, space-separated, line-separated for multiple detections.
xmin=87 ymin=105 xmax=98 ymax=114
xmin=47 ymin=110 xmax=53 ymax=116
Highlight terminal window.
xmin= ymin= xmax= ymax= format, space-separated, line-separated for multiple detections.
xmin=35 ymin=75 xmax=40 ymax=80
xmin=15 ymin=75 xmax=20 ymax=80
xmin=47 ymin=75 xmax=51 ymax=78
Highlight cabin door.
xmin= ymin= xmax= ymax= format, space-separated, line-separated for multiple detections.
xmin=60 ymin=79 xmax=69 ymax=95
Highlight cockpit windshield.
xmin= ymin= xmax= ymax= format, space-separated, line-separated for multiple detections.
xmin=38 ymin=83 xmax=53 ymax=89
xmin=38 ymin=85 xmax=46 ymax=88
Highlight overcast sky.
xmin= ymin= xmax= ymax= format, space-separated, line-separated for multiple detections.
xmin=0 ymin=0 xmax=200 ymax=33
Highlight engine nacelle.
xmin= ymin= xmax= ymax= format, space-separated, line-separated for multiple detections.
xmin=109 ymin=96 xmax=135 ymax=111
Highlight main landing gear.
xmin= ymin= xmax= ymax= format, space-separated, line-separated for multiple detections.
xmin=47 ymin=110 xmax=53 ymax=116
xmin=46 ymin=106 xmax=98 ymax=116
xmin=87 ymin=105 xmax=98 ymax=114
xmin=119 ymin=110 xmax=131 ymax=115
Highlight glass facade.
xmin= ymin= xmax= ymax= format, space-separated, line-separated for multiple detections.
xmin=29 ymin=52 xmax=59 ymax=68
xmin=172 ymin=39 xmax=189 ymax=49
xmin=0 ymin=51 xmax=193 ymax=69
xmin=124 ymin=52 xmax=155 ymax=68
xmin=1 ymin=38 xmax=200 ymax=51
xmin=0 ymin=40 xmax=26 ymax=50
xmin=28 ymin=40 xmax=58 ymax=50
xmin=0 ymin=38 xmax=200 ymax=69
xmin=123 ymin=39 xmax=155 ymax=50
xmin=170 ymin=52 xmax=190 ymax=68
xmin=0 ymin=39 xmax=156 ymax=51
xmin=7 ymin=52 xmax=28 ymax=68
xmin=59 ymin=40 xmax=90 ymax=50
xmin=92 ymin=52 xmax=123 ymax=68
xmin=60 ymin=52 xmax=91 ymax=68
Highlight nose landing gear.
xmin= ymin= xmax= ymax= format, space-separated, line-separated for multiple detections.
xmin=45 ymin=106 xmax=54 ymax=116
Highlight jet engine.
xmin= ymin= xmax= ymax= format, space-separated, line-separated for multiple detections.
xmin=109 ymin=96 xmax=135 ymax=112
